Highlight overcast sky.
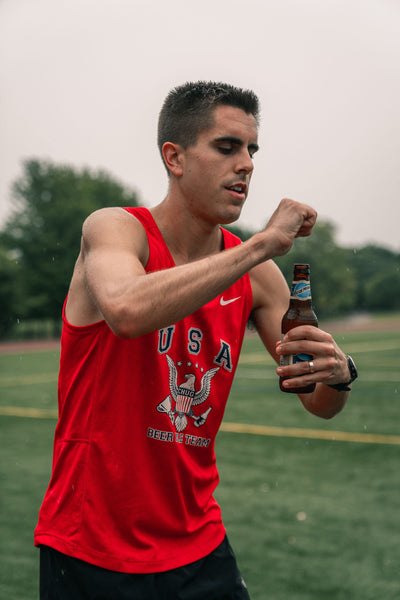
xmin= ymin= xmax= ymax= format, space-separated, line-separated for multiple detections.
xmin=1 ymin=0 xmax=399 ymax=251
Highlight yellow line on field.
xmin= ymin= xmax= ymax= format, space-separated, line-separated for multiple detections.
xmin=220 ymin=422 xmax=400 ymax=446
xmin=0 ymin=374 xmax=58 ymax=387
xmin=0 ymin=406 xmax=58 ymax=419
xmin=1 ymin=406 xmax=400 ymax=446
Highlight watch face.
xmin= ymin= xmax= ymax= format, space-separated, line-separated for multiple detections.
xmin=347 ymin=355 xmax=358 ymax=383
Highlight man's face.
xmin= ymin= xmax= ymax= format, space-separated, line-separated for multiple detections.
xmin=178 ymin=105 xmax=259 ymax=225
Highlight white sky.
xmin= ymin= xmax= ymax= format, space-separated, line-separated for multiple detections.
xmin=1 ymin=0 xmax=399 ymax=251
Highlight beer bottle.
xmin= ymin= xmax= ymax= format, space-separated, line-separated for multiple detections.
xmin=279 ymin=264 xmax=318 ymax=394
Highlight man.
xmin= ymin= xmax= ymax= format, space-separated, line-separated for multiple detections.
xmin=35 ymin=81 xmax=356 ymax=599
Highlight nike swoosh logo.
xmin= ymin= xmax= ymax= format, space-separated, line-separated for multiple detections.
xmin=220 ymin=296 xmax=241 ymax=306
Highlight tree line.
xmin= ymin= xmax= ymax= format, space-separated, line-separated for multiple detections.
xmin=1 ymin=159 xmax=399 ymax=338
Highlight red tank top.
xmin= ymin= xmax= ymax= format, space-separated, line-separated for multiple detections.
xmin=35 ymin=207 xmax=253 ymax=573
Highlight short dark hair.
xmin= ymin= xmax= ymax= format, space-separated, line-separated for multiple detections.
xmin=157 ymin=81 xmax=260 ymax=172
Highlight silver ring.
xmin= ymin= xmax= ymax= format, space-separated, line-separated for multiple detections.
xmin=308 ymin=360 xmax=315 ymax=374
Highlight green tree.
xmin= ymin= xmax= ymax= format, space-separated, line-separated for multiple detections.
xmin=364 ymin=267 xmax=400 ymax=311
xmin=345 ymin=245 xmax=400 ymax=310
xmin=0 ymin=244 xmax=23 ymax=336
xmin=1 ymin=159 xmax=139 ymax=333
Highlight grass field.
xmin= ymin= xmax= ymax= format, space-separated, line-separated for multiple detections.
xmin=0 ymin=318 xmax=399 ymax=599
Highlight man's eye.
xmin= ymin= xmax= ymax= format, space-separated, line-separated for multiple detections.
xmin=218 ymin=146 xmax=233 ymax=154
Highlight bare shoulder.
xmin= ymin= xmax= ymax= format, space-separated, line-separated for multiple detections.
xmin=82 ymin=207 xmax=149 ymax=265
xmin=66 ymin=208 xmax=149 ymax=326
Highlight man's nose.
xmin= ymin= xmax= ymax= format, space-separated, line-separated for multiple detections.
xmin=235 ymin=149 xmax=254 ymax=174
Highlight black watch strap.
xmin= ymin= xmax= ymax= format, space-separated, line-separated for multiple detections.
xmin=328 ymin=355 xmax=358 ymax=392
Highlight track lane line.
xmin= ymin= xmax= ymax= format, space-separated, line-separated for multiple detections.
xmin=1 ymin=406 xmax=400 ymax=446
xmin=220 ymin=422 xmax=400 ymax=445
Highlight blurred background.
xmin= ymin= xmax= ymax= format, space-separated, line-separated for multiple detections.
xmin=2 ymin=0 xmax=399 ymax=241
xmin=1 ymin=0 xmax=399 ymax=339
xmin=1 ymin=3 xmax=399 ymax=599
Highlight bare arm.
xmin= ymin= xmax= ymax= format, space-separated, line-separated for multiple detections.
xmin=81 ymin=209 xmax=260 ymax=337
xmin=68 ymin=198 xmax=317 ymax=338
xmin=250 ymin=260 xmax=350 ymax=419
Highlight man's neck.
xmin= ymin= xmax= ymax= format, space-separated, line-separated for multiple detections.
xmin=150 ymin=196 xmax=224 ymax=265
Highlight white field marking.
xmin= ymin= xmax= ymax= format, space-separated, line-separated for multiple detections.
xmin=238 ymin=353 xmax=275 ymax=365
xmin=357 ymin=373 xmax=399 ymax=382
xmin=235 ymin=369 xmax=399 ymax=382
xmin=343 ymin=341 xmax=400 ymax=353
xmin=0 ymin=367 xmax=396 ymax=385
xmin=238 ymin=339 xmax=400 ymax=366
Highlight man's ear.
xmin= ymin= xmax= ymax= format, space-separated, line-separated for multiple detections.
xmin=162 ymin=142 xmax=185 ymax=177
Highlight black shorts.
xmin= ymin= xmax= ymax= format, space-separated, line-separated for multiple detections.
xmin=39 ymin=536 xmax=251 ymax=600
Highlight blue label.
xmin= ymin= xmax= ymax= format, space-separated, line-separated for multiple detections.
xmin=280 ymin=351 xmax=312 ymax=367
xmin=290 ymin=281 xmax=311 ymax=300
xmin=293 ymin=353 xmax=312 ymax=363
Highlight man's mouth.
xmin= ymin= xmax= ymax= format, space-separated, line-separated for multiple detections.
xmin=225 ymin=183 xmax=247 ymax=197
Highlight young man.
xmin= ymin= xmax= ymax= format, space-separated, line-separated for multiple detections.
xmin=35 ymin=82 xmax=356 ymax=599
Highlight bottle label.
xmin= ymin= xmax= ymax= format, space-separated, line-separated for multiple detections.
xmin=290 ymin=281 xmax=311 ymax=300
xmin=280 ymin=352 xmax=312 ymax=367
xmin=280 ymin=335 xmax=312 ymax=367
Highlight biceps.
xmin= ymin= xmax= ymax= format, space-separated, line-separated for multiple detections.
xmin=84 ymin=247 xmax=146 ymax=308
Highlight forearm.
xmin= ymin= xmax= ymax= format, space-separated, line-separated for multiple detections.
xmin=92 ymin=232 xmax=268 ymax=338
xmin=83 ymin=198 xmax=318 ymax=338
xmin=299 ymin=384 xmax=349 ymax=419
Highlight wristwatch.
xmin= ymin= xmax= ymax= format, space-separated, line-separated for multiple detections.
xmin=328 ymin=355 xmax=358 ymax=392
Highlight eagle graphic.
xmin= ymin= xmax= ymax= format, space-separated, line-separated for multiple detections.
xmin=157 ymin=354 xmax=219 ymax=432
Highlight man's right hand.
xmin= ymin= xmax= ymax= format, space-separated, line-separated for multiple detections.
xmin=260 ymin=198 xmax=318 ymax=257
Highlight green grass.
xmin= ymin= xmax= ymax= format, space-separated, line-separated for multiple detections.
xmin=0 ymin=321 xmax=399 ymax=599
